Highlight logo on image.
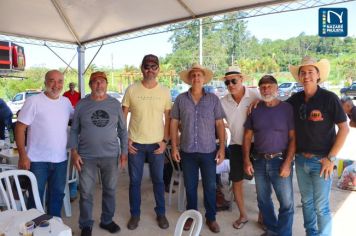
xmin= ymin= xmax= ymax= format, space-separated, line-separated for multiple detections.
xmin=319 ymin=8 xmax=347 ymax=37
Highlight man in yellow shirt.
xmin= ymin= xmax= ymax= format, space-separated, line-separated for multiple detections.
xmin=122 ymin=54 xmax=171 ymax=230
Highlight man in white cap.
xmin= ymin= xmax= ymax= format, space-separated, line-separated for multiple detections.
xmin=220 ymin=66 xmax=260 ymax=230
xmin=170 ymin=63 xmax=225 ymax=233
xmin=287 ymin=56 xmax=349 ymax=236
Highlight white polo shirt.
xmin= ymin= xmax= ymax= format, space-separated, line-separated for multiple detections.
xmin=220 ymin=86 xmax=260 ymax=145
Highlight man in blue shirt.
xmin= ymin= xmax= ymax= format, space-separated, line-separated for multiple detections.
xmin=0 ymin=98 xmax=13 ymax=140
xmin=171 ymin=63 xmax=225 ymax=233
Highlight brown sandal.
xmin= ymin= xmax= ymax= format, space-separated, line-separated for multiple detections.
xmin=233 ymin=219 xmax=248 ymax=229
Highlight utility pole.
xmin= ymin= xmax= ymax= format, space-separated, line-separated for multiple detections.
xmin=199 ymin=18 xmax=203 ymax=65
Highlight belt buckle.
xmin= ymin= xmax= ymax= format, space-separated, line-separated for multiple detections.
xmin=264 ymin=153 xmax=274 ymax=160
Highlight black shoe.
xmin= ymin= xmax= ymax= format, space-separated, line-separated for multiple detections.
xmin=81 ymin=227 xmax=92 ymax=236
xmin=127 ymin=216 xmax=140 ymax=230
xmin=156 ymin=215 xmax=169 ymax=229
xmin=99 ymin=221 xmax=121 ymax=233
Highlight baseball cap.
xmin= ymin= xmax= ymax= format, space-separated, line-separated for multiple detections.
xmin=141 ymin=54 xmax=159 ymax=66
xmin=89 ymin=71 xmax=107 ymax=83
xmin=258 ymin=75 xmax=278 ymax=86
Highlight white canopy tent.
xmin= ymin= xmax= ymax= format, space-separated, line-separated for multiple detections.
xmin=0 ymin=0 xmax=352 ymax=92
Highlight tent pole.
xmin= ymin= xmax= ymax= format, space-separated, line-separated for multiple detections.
xmin=77 ymin=46 xmax=85 ymax=98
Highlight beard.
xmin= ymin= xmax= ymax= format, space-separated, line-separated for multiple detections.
xmin=261 ymin=92 xmax=278 ymax=102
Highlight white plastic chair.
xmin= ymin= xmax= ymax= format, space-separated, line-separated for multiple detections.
xmin=165 ymin=146 xmax=185 ymax=212
xmin=0 ymin=169 xmax=44 ymax=212
xmin=0 ymin=164 xmax=18 ymax=207
xmin=62 ymin=150 xmax=78 ymax=217
xmin=174 ymin=209 xmax=203 ymax=236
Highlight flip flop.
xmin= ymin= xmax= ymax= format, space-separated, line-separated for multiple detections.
xmin=233 ymin=219 xmax=248 ymax=229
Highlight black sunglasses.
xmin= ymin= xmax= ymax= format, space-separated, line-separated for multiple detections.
xmin=143 ymin=64 xmax=159 ymax=71
xmin=299 ymin=103 xmax=307 ymax=120
xmin=224 ymin=78 xmax=238 ymax=86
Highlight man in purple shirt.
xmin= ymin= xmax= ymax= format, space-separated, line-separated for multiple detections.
xmin=170 ymin=63 xmax=225 ymax=233
xmin=243 ymin=75 xmax=296 ymax=236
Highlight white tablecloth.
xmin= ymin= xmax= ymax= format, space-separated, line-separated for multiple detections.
xmin=0 ymin=149 xmax=19 ymax=165
xmin=0 ymin=209 xmax=72 ymax=236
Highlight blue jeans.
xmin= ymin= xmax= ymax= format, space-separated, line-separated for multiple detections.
xmin=28 ymin=161 xmax=67 ymax=217
xmin=253 ymin=156 xmax=294 ymax=236
xmin=295 ymin=154 xmax=333 ymax=236
xmin=79 ymin=157 xmax=118 ymax=228
xmin=181 ymin=151 xmax=216 ymax=221
xmin=128 ymin=143 xmax=165 ymax=217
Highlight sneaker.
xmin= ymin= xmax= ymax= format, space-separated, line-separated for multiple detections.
xmin=99 ymin=221 xmax=121 ymax=233
xmin=127 ymin=216 xmax=140 ymax=230
xmin=81 ymin=227 xmax=92 ymax=236
xmin=156 ymin=215 xmax=169 ymax=229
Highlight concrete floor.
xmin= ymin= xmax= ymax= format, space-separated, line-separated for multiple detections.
xmin=63 ymin=125 xmax=356 ymax=236
xmin=63 ymin=166 xmax=356 ymax=236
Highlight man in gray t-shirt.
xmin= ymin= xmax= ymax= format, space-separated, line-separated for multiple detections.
xmin=69 ymin=71 xmax=128 ymax=236
xmin=243 ymin=75 xmax=296 ymax=236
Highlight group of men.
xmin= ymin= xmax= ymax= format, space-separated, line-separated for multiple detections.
xmin=12 ymin=53 xmax=352 ymax=236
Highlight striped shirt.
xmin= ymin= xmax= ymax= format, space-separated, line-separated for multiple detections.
xmin=171 ymin=90 xmax=224 ymax=153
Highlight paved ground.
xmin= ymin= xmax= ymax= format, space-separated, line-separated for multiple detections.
xmin=63 ymin=167 xmax=356 ymax=236
xmin=64 ymin=124 xmax=356 ymax=236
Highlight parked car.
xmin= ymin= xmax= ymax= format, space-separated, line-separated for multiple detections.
xmin=7 ymin=90 xmax=41 ymax=115
xmin=107 ymin=91 xmax=123 ymax=103
xmin=290 ymin=83 xmax=304 ymax=96
xmin=215 ymin=86 xmax=228 ymax=98
xmin=170 ymin=89 xmax=180 ymax=102
xmin=278 ymin=82 xmax=298 ymax=97
xmin=340 ymin=82 xmax=356 ymax=99
xmin=203 ymin=85 xmax=217 ymax=94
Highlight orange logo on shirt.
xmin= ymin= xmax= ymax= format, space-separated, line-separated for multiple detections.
xmin=308 ymin=109 xmax=324 ymax=121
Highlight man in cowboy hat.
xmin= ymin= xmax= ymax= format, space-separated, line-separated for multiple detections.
xmin=287 ymin=56 xmax=349 ymax=236
xmin=220 ymin=66 xmax=260 ymax=229
xmin=244 ymin=75 xmax=296 ymax=236
xmin=122 ymin=54 xmax=171 ymax=230
xmin=170 ymin=63 xmax=225 ymax=233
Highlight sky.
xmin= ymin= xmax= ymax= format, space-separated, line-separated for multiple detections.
xmin=22 ymin=1 xmax=356 ymax=70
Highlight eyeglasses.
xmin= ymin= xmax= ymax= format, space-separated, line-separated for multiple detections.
xmin=143 ymin=64 xmax=159 ymax=71
xmin=299 ymin=103 xmax=307 ymax=120
xmin=224 ymin=78 xmax=238 ymax=86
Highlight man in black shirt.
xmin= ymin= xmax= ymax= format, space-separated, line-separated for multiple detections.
xmin=287 ymin=56 xmax=349 ymax=236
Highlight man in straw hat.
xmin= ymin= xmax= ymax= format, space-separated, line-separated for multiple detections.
xmin=220 ymin=66 xmax=260 ymax=230
xmin=287 ymin=56 xmax=349 ymax=236
xmin=170 ymin=63 xmax=225 ymax=233
xmin=122 ymin=54 xmax=171 ymax=230
xmin=244 ymin=75 xmax=296 ymax=236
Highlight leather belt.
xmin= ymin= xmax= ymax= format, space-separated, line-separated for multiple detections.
xmin=255 ymin=152 xmax=284 ymax=160
xmin=300 ymin=152 xmax=322 ymax=159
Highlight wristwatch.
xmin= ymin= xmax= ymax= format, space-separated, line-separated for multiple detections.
xmin=327 ymin=155 xmax=337 ymax=162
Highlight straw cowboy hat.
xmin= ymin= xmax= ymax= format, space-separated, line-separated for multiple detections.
xmin=289 ymin=56 xmax=330 ymax=83
xmin=220 ymin=66 xmax=248 ymax=80
xmin=179 ymin=63 xmax=213 ymax=85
